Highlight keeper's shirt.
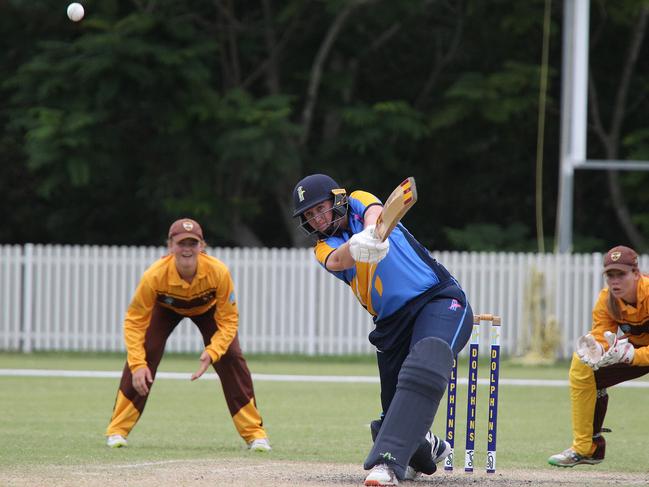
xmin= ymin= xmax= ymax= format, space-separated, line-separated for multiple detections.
xmin=313 ymin=190 xmax=450 ymax=321
xmin=123 ymin=252 xmax=238 ymax=372
xmin=590 ymin=274 xmax=649 ymax=365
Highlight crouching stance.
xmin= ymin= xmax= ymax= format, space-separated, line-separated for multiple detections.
xmin=548 ymin=246 xmax=649 ymax=467
xmin=105 ymin=218 xmax=270 ymax=452
xmin=292 ymin=174 xmax=473 ymax=485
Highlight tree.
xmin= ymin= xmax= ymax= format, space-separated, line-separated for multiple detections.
xmin=588 ymin=1 xmax=649 ymax=251
xmin=2 ymin=0 xmax=649 ymax=251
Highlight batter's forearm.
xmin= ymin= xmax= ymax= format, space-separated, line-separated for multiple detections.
xmin=363 ymin=205 xmax=382 ymax=226
xmin=326 ymin=243 xmax=355 ymax=271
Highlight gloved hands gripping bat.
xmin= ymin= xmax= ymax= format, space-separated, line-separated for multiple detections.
xmin=347 ymin=177 xmax=417 ymax=264
xmin=348 ymin=225 xmax=389 ymax=263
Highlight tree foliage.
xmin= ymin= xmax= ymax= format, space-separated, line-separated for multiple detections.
xmin=2 ymin=0 xmax=649 ymax=251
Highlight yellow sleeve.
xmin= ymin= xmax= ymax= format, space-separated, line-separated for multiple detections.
xmin=632 ymin=345 xmax=649 ymax=365
xmin=349 ymin=190 xmax=381 ymax=207
xmin=589 ymin=290 xmax=619 ymax=348
xmin=124 ymin=274 xmax=157 ymax=373
xmin=204 ymin=267 xmax=239 ymax=363
xmin=590 ymin=289 xmax=649 ymax=366
xmin=314 ymin=240 xmax=335 ymax=268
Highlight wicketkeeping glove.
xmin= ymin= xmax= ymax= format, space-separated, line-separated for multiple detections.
xmin=595 ymin=331 xmax=635 ymax=368
xmin=348 ymin=225 xmax=390 ymax=263
xmin=575 ymin=333 xmax=604 ymax=370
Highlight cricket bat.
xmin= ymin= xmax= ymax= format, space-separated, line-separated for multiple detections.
xmin=373 ymin=177 xmax=418 ymax=242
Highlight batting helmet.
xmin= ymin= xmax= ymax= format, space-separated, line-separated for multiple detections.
xmin=292 ymin=174 xmax=348 ymax=236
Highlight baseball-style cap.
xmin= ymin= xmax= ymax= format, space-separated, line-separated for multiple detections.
xmin=168 ymin=218 xmax=203 ymax=241
xmin=603 ymin=245 xmax=638 ymax=272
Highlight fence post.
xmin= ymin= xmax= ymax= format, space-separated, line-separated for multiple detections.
xmin=21 ymin=243 xmax=34 ymax=353
xmin=307 ymin=253 xmax=317 ymax=356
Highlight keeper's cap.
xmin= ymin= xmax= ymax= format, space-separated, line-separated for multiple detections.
xmin=603 ymin=245 xmax=638 ymax=272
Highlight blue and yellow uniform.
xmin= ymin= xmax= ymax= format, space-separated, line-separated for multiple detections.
xmin=294 ymin=174 xmax=471 ymax=479
xmin=313 ymin=190 xmax=474 ymax=413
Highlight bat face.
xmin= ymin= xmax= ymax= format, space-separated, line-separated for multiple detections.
xmin=374 ymin=177 xmax=417 ymax=242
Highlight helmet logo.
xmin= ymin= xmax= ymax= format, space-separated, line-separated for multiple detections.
xmin=610 ymin=251 xmax=621 ymax=261
xmin=182 ymin=221 xmax=194 ymax=231
xmin=297 ymin=186 xmax=306 ymax=202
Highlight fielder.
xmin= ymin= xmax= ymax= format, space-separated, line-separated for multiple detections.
xmin=548 ymin=245 xmax=649 ymax=467
xmin=292 ymin=174 xmax=474 ymax=486
xmin=105 ymin=218 xmax=271 ymax=452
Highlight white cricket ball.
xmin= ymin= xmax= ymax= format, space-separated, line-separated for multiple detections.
xmin=67 ymin=2 xmax=85 ymax=22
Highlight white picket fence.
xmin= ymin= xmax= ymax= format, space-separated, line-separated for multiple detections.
xmin=2 ymin=244 xmax=644 ymax=359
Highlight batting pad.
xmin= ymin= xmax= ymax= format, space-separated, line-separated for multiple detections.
xmin=364 ymin=337 xmax=453 ymax=479
xmin=370 ymin=419 xmax=437 ymax=475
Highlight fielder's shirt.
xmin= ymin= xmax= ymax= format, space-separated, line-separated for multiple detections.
xmin=124 ymin=252 xmax=238 ymax=372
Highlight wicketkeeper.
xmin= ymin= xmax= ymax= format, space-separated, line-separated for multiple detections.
xmin=548 ymin=245 xmax=649 ymax=467
xmin=292 ymin=174 xmax=474 ymax=486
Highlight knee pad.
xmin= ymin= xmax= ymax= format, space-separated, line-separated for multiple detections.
xmin=397 ymin=337 xmax=453 ymax=398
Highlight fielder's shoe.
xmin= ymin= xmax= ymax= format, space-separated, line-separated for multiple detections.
xmin=106 ymin=434 xmax=128 ymax=448
xmin=548 ymin=447 xmax=602 ymax=467
xmin=248 ymin=438 xmax=272 ymax=452
xmin=364 ymin=464 xmax=398 ymax=486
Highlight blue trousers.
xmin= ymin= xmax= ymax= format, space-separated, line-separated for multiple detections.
xmin=376 ymin=287 xmax=473 ymax=415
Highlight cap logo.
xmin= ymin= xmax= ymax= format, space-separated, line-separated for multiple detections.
xmin=182 ymin=221 xmax=194 ymax=231
xmin=610 ymin=251 xmax=621 ymax=262
xmin=297 ymin=186 xmax=305 ymax=202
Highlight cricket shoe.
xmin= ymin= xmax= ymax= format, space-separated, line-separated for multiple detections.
xmin=429 ymin=432 xmax=452 ymax=464
xmin=364 ymin=464 xmax=398 ymax=486
xmin=547 ymin=447 xmax=602 ymax=467
xmin=406 ymin=433 xmax=451 ymax=479
xmin=403 ymin=466 xmax=420 ymax=481
xmin=106 ymin=434 xmax=128 ymax=448
xmin=247 ymin=438 xmax=272 ymax=452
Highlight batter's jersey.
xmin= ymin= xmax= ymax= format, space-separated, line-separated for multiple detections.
xmin=123 ymin=252 xmax=238 ymax=372
xmin=313 ymin=190 xmax=452 ymax=322
xmin=591 ymin=274 xmax=649 ymax=365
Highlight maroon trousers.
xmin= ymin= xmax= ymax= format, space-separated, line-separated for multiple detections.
xmin=106 ymin=304 xmax=266 ymax=442
xmin=593 ymin=362 xmax=649 ymax=434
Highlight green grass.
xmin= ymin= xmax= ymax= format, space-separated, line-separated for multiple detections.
xmin=0 ymin=352 xmax=648 ymax=471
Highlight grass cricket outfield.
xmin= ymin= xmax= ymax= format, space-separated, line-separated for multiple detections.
xmin=0 ymin=352 xmax=648 ymax=486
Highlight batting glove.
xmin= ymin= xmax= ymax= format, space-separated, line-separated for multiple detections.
xmin=595 ymin=331 xmax=635 ymax=368
xmin=575 ymin=333 xmax=604 ymax=370
xmin=348 ymin=225 xmax=389 ymax=263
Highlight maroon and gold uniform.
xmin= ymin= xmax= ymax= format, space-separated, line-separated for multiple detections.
xmin=569 ymin=274 xmax=649 ymax=456
xmin=105 ymin=252 xmax=267 ymax=443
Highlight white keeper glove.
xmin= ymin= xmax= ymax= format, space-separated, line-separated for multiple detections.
xmin=575 ymin=333 xmax=604 ymax=370
xmin=595 ymin=331 xmax=635 ymax=368
xmin=348 ymin=225 xmax=389 ymax=263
